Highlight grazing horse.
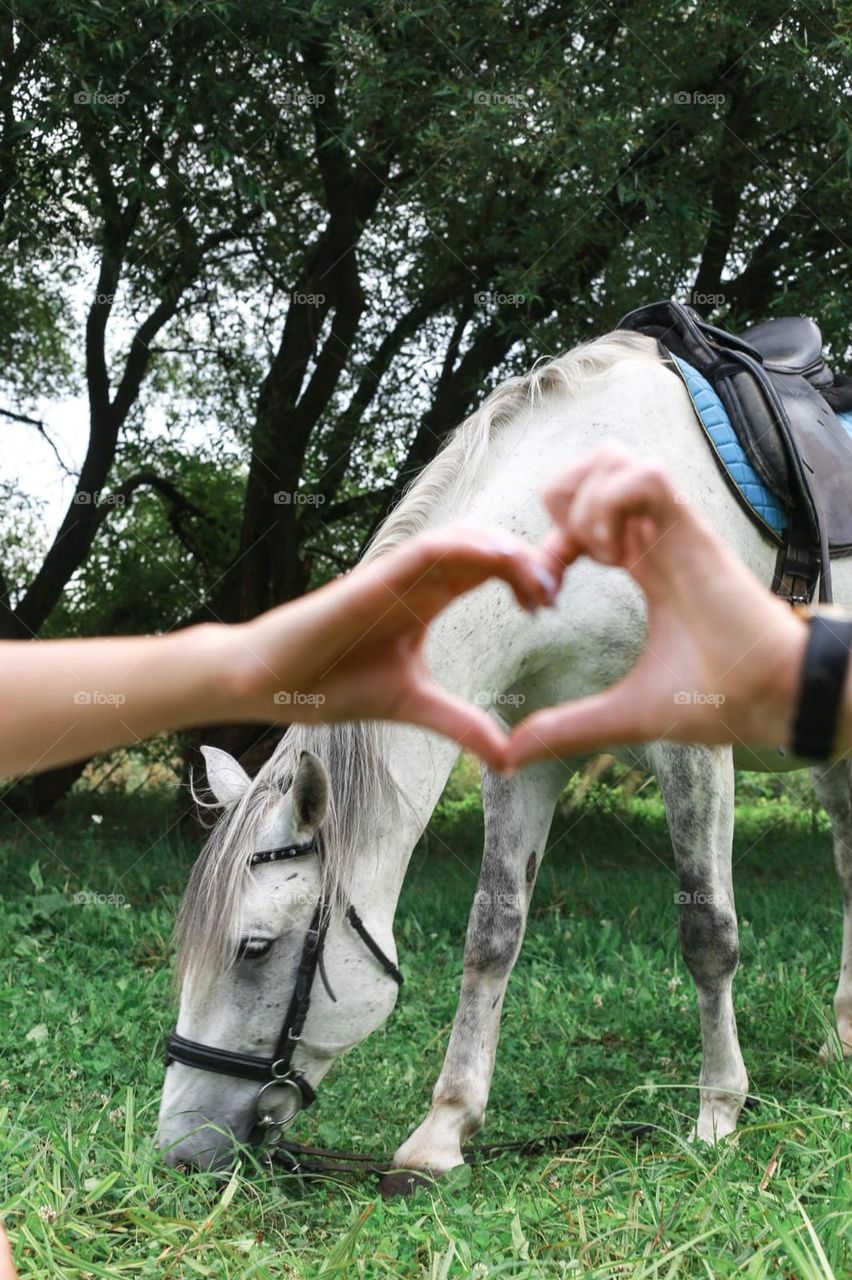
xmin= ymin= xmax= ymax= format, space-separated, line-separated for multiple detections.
xmin=158 ymin=331 xmax=852 ymax=1175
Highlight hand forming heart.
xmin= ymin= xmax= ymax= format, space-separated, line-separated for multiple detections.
xmin=504 ymin=445 xmax=808 ymax=767
xmin=234 ymin=444 xmax=810 ymax=772
xmin=228 ymin=525 xmax=565 ymax=771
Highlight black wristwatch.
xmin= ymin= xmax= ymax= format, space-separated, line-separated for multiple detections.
xmin=791 ymin=610 xmax=852 ymax=760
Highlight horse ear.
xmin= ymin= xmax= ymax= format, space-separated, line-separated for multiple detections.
xmin=200 ymin=745 xmax=251 ymax=806
xmin=291 ymin=751 xmax=329 ymax=833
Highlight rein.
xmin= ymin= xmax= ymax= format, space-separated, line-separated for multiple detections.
xmin=164 ymin=831 xmax=403 ymax=1140
xmin=267 ymin=1124 xmax=659 ymax=1188
xmin=267 ymin=1095 xmax=756 ymax=1187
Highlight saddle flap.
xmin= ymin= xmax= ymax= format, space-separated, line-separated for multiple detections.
xmin=618 ymin=300 xmax=852 ymax=592
xmin=740 ymin=316 xmax=824 ymax=377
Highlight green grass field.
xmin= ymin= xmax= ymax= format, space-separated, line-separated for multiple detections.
xmin=1 ymin=778 xmax=850 ymax=1277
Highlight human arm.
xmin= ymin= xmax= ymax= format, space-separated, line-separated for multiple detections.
xmin=0 ymin=1224 xmax=15 ymax=1280
xmin=0 ymin=525 xmax=559 ymax=778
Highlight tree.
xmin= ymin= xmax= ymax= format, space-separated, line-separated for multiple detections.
xmin=1 ymin=0 xmax=850 ymax=806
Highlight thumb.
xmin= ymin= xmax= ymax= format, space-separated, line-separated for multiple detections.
xmin=505 ymin=679 xmax=654 ymax=768
xmin=393 ymin=681 xmax=509 ymax=771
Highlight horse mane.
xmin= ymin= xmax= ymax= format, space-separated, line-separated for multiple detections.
xmin=362 ymin=330 xmax=656 ymax=560
xmin=176 ymin=721 xmax=398 ymax=994
xmin=177 ymin=329 xmax=657 ymax=992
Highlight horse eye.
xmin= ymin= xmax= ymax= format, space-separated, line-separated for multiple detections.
xmin=236 ymin=937 xmax=274 ymax=960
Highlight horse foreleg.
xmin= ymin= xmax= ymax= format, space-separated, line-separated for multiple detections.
xmin=812 ymin=761 xmax=852 ymax=1059
xmin=654 ymin=743 xmax=748 ymax=1141
xmin=388 ymin=763 xmax=563 ymax=1184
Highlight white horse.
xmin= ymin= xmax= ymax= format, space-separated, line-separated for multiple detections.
xmin=158 ymin=331 xmax=852 ymax=1176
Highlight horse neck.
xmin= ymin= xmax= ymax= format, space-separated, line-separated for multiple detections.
xmin=348 ymin=584 xmax=513 ymax=929
xmin=350 ymin=721 xmax=462 ymax=930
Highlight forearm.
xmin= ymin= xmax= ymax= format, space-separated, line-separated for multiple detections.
xmin=0 ymin=624 xmax=246 ymax=778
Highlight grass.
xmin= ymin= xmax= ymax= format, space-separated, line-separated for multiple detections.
xmin=0 ymin=778 xmax=850 ymax=1277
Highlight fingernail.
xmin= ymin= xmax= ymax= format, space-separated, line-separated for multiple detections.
xmin=532 ymin=565 xmax=559 ymax=600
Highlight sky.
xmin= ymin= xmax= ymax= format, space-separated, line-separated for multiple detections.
xmin=3 ymin=389 xmax=91 ymax=540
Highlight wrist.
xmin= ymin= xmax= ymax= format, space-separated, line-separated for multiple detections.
xmin=213 ymin=607 xmax=309 ymax=722
xmin=770 ymin=611 xmax=811 ymax=749
xmin=789 ymin=609 xmax=852 ymax=759
xmin=173 ymin=622 xmax=252 ymax=724
xmin=209 ymin=620 xmax=275 ymax=721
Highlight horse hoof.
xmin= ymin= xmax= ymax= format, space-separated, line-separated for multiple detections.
xmin=818 ymin=1035 xmax=852 ymax=1062
xmin=379 ymin=1168 xmax=436 ymax=1199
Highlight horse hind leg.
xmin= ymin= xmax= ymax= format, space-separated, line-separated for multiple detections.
xmin=386 ymin=762 xmax=564 ymax=1189
xmin=811 ymin=761 xmax=852 ymax=1059
xmin=654 ymin=742 xmax=748 ymax=1141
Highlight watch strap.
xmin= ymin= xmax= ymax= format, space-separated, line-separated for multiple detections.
xmin=791 ymin=613 xmax=852 ymax=760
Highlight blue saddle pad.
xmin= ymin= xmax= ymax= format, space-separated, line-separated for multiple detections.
xmin=673 ymin=355 xmax=852 ymax=537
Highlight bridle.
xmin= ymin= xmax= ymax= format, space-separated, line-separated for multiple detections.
xmin=164 ymin=830 xmax=403 ymax=1144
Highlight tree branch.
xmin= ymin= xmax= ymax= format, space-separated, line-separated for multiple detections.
xmin=1 ymin=407 xmax=73 ymax=474
xmin=93 ymin=469 xmax=207 ymax=529
xmin=315 ymin=487 xmax=394 ymax=525
xmin=314 ymin=286 xmax=462 ymax=507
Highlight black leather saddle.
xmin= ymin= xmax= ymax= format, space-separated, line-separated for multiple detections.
xmin=618 ymin=299 xmax=852 ymax=603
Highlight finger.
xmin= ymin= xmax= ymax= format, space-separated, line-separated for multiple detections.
xmin=542 ymin=443 xmax=635 ymax=529
xmin=565 ymin=461 xmax=679 ymax=567
xmin=505 ymin=679 xmax=653 ymax=767
xmin=395 ymin=681 xmax=510 ymax=770
xmin=435 ymin=526 xmax=564 ymax=607
xmin=539 ymin=525 xmax=580 ymax=571
xmin=388 ymin=526 xmax=562 ymax=613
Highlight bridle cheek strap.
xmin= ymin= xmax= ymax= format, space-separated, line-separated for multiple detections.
xmin=163 ymin=834 xmax=402 ymax=1139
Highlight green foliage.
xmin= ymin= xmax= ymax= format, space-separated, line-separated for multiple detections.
xmin=0 ymin=480 xmax=47 ymax=606
xmin=46 ymin=448 xmax=244 ymax=637
xmin=3 ymin=0 xmax=852 ymax=648
xmin=0 ymin=792 xmax=849 ymax=1276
